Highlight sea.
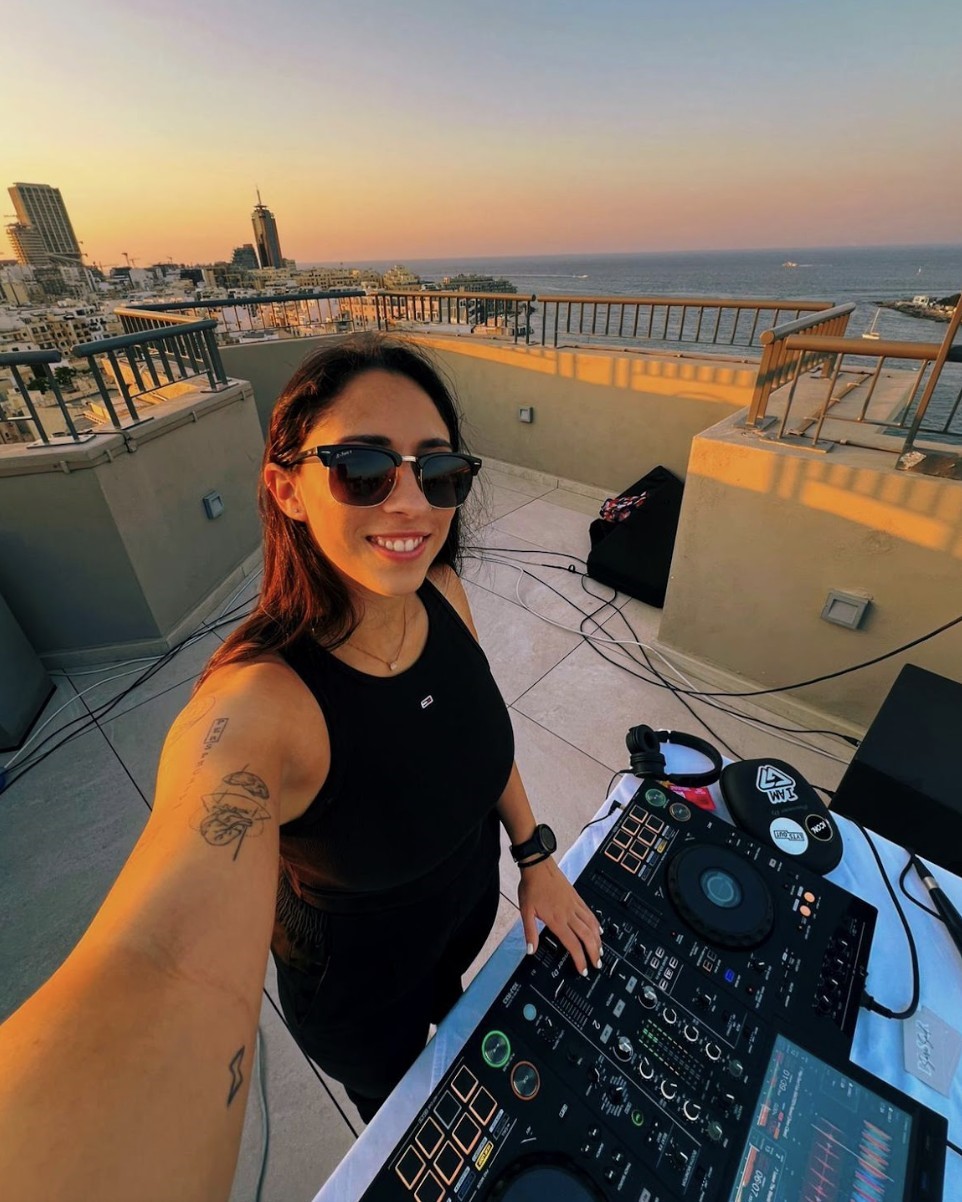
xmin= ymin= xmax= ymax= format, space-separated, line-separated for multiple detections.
xmin=308 ymin=244 xmax=962 ymax=428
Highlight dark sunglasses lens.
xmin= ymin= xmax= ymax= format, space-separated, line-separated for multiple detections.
xmin=420 ymin=455 xmax=475 ymax=508
xmin=330 ymin=449 xmax=396 ymax=506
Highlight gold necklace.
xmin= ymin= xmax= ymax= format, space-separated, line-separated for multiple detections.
xmin=347 ymin=601 xmax=409 ymax=672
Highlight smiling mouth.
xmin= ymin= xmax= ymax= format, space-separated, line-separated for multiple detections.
xmin=368 ymin=535 xmax=428 ymax=553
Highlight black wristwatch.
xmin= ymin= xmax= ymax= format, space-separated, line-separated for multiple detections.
xmin=510 ymin=823 xmax=557 ymax=867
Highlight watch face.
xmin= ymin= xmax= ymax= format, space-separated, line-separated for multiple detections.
xmin=539 ymin=824 xmax=557 ymax=853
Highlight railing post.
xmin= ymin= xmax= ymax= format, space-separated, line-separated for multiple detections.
xmin=745 ymin=334 xmax=776 ymax=429
xmin=85 ymin=355 xmax=125 ymax=428
xmin=899 ymin=293 xmax=962 ymax=463
xmin=10 ymin=365 xmax=51 ymax=443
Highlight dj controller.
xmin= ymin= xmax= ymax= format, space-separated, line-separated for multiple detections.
xmin=360 ymin=784 xmax=946 ymax=1202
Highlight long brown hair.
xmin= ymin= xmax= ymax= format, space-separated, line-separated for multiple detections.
xmin=197 ymin=334 xmax=468 ymax=686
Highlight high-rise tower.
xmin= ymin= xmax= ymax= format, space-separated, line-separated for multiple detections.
xmin=8 ymin=182 xmax=82 ymax=264
xmin=251 ymin=190 xmax=284 ymax=269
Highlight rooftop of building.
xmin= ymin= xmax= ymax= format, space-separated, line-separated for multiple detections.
xmin=1 ymin=294 xmax=960 ymax=1198
xmin=0 ymin=454 xmax=859 ymax=1201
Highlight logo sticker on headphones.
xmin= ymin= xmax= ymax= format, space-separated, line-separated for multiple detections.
xmin=804 ymin=813 xmax=834 ymax=842
xmin=756 ymin=764 xmax=798 ymax=805
xmin=769 ymin=817 xmax=808 ymax=855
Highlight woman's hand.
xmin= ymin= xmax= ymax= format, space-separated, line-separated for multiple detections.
xmin=517 ymin=858 xmax=603 ymax=976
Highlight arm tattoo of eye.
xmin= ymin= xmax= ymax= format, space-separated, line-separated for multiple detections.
xmin=191 ymin=766 xmax=271 ymax=860
xmin=227 ymin=1046 xmax=245 ymax=1106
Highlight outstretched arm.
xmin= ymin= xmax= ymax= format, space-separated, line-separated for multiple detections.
xmin=0 ymin=664 xmax=301 ymax=1202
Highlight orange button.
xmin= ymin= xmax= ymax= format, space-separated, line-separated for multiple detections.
xmin=803 ymin=891 xmax=815 ymax=904
xmin=799 ymin=904 xmax=812 ymax=918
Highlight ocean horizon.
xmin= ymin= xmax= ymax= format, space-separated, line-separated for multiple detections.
xmin=304 ymin=242 xmax=962 ymax=426
xmin=305 ymin=243 xmax=961 ymax=336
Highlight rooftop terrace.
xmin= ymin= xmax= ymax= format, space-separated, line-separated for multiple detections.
xmin=0 ymin=457 xmax=861 ymax=1201
xmin=1 ymin=296 xmax=961 ymax=1198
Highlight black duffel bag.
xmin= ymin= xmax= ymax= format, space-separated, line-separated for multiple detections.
xmin=586 ymin=465 xmax=684 ymax=607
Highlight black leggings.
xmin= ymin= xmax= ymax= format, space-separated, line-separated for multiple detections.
xmin=272 ymin=863 xmax=501 ymax=1123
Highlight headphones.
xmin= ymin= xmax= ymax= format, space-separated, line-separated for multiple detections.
xmin=625 ymin=725 xmax=723 ymax=787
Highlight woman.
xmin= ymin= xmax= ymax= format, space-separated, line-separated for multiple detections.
xmin=0 ymin=334 xmax=601 ymax=1200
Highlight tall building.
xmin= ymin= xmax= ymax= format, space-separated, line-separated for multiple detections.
xmin=5 ymin=222 xmax=49 ymax=266
xmin=251 ymin=190 xmax=284 ymax=269
xmin=231 ymin=243 xmax=259 ymax=270
xmin=8 ymin=183 xmax=82 ymax=264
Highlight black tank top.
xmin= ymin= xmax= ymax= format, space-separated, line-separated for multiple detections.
xmin=278 ymin=579 xmax=514 ymax=911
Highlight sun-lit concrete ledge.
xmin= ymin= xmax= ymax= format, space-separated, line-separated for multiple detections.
xmin=0 ymin=380 xmax=263 ymax=668
xmin=661 ymin=406 xmax=962 ymax=727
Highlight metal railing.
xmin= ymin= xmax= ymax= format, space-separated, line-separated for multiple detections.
xmin=0 ymin=349 xmax=92 ymax=445
xmin=121 ymin=291 xmax=367 ymax=343
xmin=539 ymin=295 xmax=835 ymax=351
xmin=0 ymin=318 xmax=228 ymax=446
xmin=374 ymin=290 xmax=536 ymax=343
xmin=744 ymin=304 xmax=857 ymax=428
xmin=741 ymin=294 xmax=962 ymax=459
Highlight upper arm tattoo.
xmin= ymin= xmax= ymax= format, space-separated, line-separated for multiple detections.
xmin=191 ymin=765 xmax=272 ymax=861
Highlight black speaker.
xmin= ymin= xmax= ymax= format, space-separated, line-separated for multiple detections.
xmin=831 ymin=663 xmax=962 ymax=874
xmin=586 ymin=465 xmax=684 ymax=607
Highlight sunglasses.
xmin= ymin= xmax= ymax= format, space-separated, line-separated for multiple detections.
xmin=286 ymin=444 xmax=483 ymax=509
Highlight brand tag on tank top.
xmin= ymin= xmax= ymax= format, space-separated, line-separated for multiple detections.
xmin=420 ymin=694 xmax=434 ymax=709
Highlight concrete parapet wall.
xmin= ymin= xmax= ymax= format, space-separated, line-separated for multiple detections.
xmin=0 ymin=382 xmax=263 ymax=666
xmin=221 ymin=335 xmax=338 ymax=434
xmin=220 ymin=333 xmax=755 ymax=486
xmin=415 ymin=337 xmax=755 ymax=487
xmin=660 ymin=414 xmax=962 ymax=728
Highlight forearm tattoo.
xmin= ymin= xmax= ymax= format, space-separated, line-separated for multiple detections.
xmin=227 ymin=1046 xmax=245 ymax=1106
xmin=191 ymin=765 xmax=271 ymax=860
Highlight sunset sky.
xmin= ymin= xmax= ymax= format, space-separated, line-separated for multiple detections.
xmin=3 ymin=0 xmax=960 ymax=269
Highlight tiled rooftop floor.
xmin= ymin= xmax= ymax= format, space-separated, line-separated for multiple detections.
xmin=0 ymin=460 xmax=855 ymax=1201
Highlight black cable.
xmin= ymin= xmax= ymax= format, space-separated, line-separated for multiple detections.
xmin=482 ymin=547 xmax=959 ymax=727
xmin=581 ymin=795 xmax=626 ymax=835
xmin=635 ymin=613 xmax=962 ymax=701
xmin=899 ymin=857 xmax=942 ymax=921
xmin=948 ymin=1138 xmax=962 ymax=1158
xmin=486 ymin=546 xmax=858 ymax=753
xmin=576 ymin=572 xmax=859 ymax=749
xmin=853 ymin=823 xmax=921 ymax=1021
xmin=1 ymin=599 xmax=256 ymax=791
xmin=255 ymin=1026 xmax=270 ymax=1202
xmin=11 ymin=596 xmax=253 ymax=773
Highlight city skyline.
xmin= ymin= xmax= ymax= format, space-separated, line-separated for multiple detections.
xmin=2 ymin=0 xmax=960 ymax=267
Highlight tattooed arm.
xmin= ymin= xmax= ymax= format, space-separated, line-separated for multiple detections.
xmin=0 ymin=661 xmax=326 ymax=1202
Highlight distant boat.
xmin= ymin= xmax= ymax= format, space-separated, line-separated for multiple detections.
xmin=862 ymin=309 xmax=882 ymax=340
xmin=782 ymin=261 xmax=798 ymax=268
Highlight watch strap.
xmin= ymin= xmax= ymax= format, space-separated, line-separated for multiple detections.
xmin=517 ymin=849 xmax=553 ymax=869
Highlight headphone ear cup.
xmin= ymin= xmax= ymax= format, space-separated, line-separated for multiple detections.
xmin=626 ymin=725 xmax=667 ymax=777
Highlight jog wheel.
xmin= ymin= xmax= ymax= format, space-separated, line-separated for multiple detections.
xmin=666 ymin=843 xmax=774 ymax=949
xmin=489 ymin=1155 xmax=605 ymax=1201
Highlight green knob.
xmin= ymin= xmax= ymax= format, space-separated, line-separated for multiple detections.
xmin=481 ymin=1029 xmax=511 ymax=1069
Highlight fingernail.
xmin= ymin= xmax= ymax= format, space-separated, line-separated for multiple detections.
xmin=596 ymin=959 xmax=603 ymax=970
xmin=581 ymin=968 xmax=589 ymax=978
xmin=526 ymin=942 xmax=534 ymax=955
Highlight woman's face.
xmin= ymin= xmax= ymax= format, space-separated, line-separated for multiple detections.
xmin=272 ymin=369 xmax=457 ymax=601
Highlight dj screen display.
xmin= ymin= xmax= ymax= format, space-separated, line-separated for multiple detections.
xmin=728 ymin=1036 xmax=913 ymax=1202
